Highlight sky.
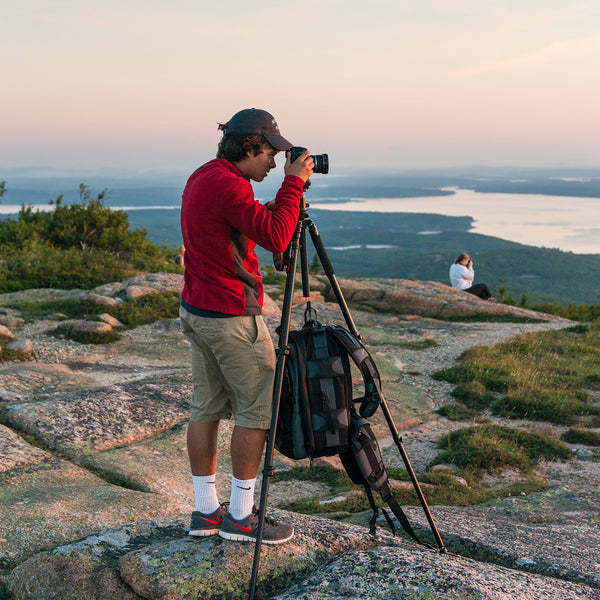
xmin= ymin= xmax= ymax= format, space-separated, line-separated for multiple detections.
xmin=2 ymin=0 xmax=600 ymax=173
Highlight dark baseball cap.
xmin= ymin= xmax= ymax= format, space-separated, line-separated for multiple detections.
xmin=222 ymin=108 xmax=292 ymax=151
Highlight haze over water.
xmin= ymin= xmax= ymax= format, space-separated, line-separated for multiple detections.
xmin=310 ymin=188 xmax=600 ymax=255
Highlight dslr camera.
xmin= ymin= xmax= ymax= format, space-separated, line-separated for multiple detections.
xmin=288 ymin=146 xmax=329 ymax=174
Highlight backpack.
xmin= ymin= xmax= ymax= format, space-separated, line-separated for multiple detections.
xmin=275 ymin=318 xmax=426 ymax=543
xmin=275 ymin=319 xmax=352 ymax=460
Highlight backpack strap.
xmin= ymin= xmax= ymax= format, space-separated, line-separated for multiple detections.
xmin=344 ymin=410 xmax=434 ymax=548
xmin=378 ymin=481 xmax=427 ymax=546
xmin=325 ymin=325 xmax=383 ymax=417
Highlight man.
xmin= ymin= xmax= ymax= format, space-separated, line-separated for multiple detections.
xmin=180 ymin=108 xmax=314 ymax=544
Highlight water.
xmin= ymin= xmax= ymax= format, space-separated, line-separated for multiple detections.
xmin=2 ymin=187 xmax=599 ymax=254
xmin=310 ymin=187 xmax=600 ymax=255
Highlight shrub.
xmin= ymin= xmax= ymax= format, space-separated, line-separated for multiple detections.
xmin=0 ymin=185 xmax=181 ymax=293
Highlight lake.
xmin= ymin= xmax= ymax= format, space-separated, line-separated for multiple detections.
xmin=1 ymin=186 xmax=598 ymax=255
xmin=309 ymin=187 xmax=600 ymax=255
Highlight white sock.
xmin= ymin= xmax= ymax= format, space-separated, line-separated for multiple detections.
xmin=229 ymin=476 xmax=256 ymax=520
xmin=192 ymin=474 xmax=220 ymax=514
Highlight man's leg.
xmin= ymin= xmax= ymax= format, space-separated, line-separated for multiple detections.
xmin=231 ymin=425 xmax=267 ymax=479
xmin=228 ymin=425 xmax=267 ymax=520
xmin=187 ymin=420 xmax=222 ymax=533
xmin=220 ymin=423 xmax=293 ymax=544
xmin=187 ymin=420 xmax=219 ymax=476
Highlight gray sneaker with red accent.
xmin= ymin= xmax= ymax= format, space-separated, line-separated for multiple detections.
xmin=218 ymin=506 xmax=294 ymax=544
xmin=189 ymin=503 xmax=228 ymax=537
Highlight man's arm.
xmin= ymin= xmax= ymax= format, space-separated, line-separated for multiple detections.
xmin=227 ymin=151 xmax=314 ymax=253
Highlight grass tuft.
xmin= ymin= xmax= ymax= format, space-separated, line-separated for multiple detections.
xmin=437 ymin=402 xmax=483 ymax=422
xmin=11 ymin=291 xmax=181 ymax=347
xmin=431 ymin=424 xmax=572 ymax=473
xmin=433 ymin=323 xmax=600 ymax=425
xmin=561 ymin=428 xmax=600 ymax=446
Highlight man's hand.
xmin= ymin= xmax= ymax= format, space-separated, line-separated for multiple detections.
xmin=285 ymin=150 xmax=314 ymax=183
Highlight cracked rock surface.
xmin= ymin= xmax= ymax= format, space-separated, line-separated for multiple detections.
xmin=2 ymin=274 xmax=598 ymax=599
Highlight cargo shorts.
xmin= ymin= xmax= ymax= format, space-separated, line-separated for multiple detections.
xmin=179 ymin=306 xmax=276 ymax=430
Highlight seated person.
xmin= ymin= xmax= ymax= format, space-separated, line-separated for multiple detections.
xmin=449 ymin=253 xmax=493 ymax=300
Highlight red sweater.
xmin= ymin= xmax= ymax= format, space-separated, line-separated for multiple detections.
xmin=181 ymin=159 xmax=304 ymax=315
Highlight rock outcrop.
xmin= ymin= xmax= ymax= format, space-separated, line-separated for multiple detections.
xmin=335 ymin=277 xmax=567 ymax=321
xmin=1 ymin=273 xmax=598 ymax=600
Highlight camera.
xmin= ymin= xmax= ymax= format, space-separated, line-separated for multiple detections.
xmin=288 ymin=146 xmax=329 ymax=174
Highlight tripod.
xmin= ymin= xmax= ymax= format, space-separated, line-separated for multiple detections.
xmin=248 ymin=184 xmax=445 ymax=600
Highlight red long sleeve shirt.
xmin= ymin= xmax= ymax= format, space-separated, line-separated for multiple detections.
xmin=181 ymin=159 xmax=304 ymax=315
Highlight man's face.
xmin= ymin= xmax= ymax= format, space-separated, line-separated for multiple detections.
xmin=238 ymin=146 xmax=278 ymax=182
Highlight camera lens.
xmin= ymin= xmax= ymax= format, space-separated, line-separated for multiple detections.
xmin=313 ymin=154 xmax=328 ymax=174
xmin=288 ymin=146 xmax=329 ymax=175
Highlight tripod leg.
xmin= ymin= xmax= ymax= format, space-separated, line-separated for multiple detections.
xmin=299 ymin=220 xmax=311 ymax=300
xmin=248 ymin=218 xmax=303 ymax=600
xmin=380 ymin=397 xmax=446 ymax=552
xmin=306 ymin=219 xmax=359 ymax=337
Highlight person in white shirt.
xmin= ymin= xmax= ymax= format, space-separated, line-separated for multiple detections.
xmin=449 ymin=253 xmax=493 ymax=300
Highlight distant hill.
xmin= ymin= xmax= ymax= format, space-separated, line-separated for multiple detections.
xmin=255 ymin=209 xmax=600 ymax=306
xmin=2 ymin=166 xmax=599 ymax=305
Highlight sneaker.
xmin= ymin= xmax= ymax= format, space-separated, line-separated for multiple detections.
xmin=189 ymin=503 xmax=228 ymax=537
xmin=219 ymin=506 xmax=294 ymax=545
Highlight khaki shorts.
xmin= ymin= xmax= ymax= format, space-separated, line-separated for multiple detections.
xmin=180 ymin=306 xmax=276 ymax=429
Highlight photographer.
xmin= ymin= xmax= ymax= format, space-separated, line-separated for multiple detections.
xmin=449 ymin=252 xmax=493 ymax=300
xmin=179 ymin=108 xmax=313 ymax=545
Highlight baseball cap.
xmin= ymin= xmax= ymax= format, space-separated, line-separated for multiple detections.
xmin=222 ymin=108 xmax=292 ymax=151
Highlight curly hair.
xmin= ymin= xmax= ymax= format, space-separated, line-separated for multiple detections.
xmin=216 ymin=126 xmax=276 ymax=162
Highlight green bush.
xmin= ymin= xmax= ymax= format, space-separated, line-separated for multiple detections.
xmin=57 ymin=326 xmax=122 ymax=345
xmin=0 ymin=185 xmax=181 ymax=293
xmin=108 ymin=292 xmax=181 ymax=327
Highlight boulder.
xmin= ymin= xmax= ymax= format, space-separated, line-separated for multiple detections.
xmin=121 ymin=273 xmax=184 ymax=294
xmin=4 ymin=374 xmax=192 ymax=455
xmin=0 ymin=315 xmax=25 ymax=329
xmin=53 ymin=320 xmax=114 ymax=339
xmin=274 ymin=543 xmax=598 ymax=600
xmin=0 ymin=424 xmax=51 ymax=472
xmin=262 ymin=293 xmax=281 ymax=317
xmin=97 ymin=313 xmax=125 ymax=328
xmin=336 ymin=278 xmax=570 ymax=322
xmin=126 ymin=285 xmax=157 ymax=300
xmin=91 ymin=282 xmax=128 ymax=298
xmin=6 ymin=511 xmax=398 ymax=600
xmin=0 ymin=324 xmax=15 ymax=339
xmin=4 ymin=339 xmax=33 ymax=359
xmin=86 ymin=293 xmax=121 ymax=307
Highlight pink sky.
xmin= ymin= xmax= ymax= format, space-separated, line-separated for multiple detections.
xmin=2 ymin=1 xmax=599 ymax=171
